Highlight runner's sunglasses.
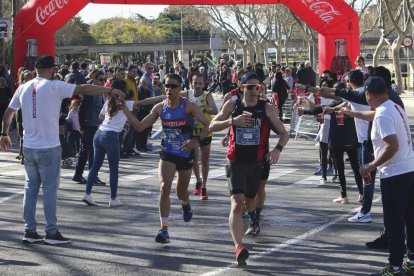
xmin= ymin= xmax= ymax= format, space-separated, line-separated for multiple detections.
xmin=241 ymin=84 xmax=261 ymax=91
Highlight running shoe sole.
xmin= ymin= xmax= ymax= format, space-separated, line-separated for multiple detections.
xmin=82 ymin=199 xmax=98 ymax=206
xmin=236 ymin=248 xmax=249 ymax=266
xmin=43 ymin=239 xmax=71 ymax=245
xmin=22 ymin=237 xmax=43 ymax=243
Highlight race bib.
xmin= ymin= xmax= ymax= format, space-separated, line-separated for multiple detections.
xmin=164 ymin=129 xmax=183 ymax=148
xmin=235 ymin=128 xmax=260 ymax=145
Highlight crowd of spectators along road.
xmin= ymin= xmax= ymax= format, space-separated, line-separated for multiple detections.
xmin=1 ymin=52 xmax=414 ymax=275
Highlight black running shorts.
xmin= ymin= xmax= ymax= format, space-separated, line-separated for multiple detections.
xmin=225 ymin=161 xmax=262 ymax=199
xmin=160 ymin=151 xmax=194 ymax=171
xmin=199 ymin=136 xmax=212 ymax=147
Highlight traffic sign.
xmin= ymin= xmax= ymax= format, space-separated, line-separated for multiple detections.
xmin=402 ymin=35 xmax=413 ymax=48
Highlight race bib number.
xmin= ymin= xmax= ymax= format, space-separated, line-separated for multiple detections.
xmin=235 ymin=128 xmax=260 ymax=145
xmin=163 ymin=129 xmax=183 ymax=152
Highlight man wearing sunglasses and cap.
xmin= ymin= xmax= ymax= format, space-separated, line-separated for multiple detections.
xmin=0 ymin=55 xmax=124 ymax=245
xmin=210 ymin=71 xmax=289 ymax=266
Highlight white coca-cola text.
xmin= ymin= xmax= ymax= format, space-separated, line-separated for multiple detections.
xmin=36 ymin=0 xmax=69 ymax=25
xmin=301 ymin=0 xmax=341 ymax=24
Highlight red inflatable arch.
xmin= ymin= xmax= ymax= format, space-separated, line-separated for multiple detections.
xmin=14 ymin=0 xmax=359 ymax=79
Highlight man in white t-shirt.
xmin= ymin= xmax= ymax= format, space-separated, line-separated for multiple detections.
xmin=0 ymin=56 xmax=124 ymax=245
xmin=358 ymin=76 xmax=414 ymax=276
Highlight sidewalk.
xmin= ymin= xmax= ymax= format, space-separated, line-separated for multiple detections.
xmin=400 ymin=90 xmax=414 ymax=122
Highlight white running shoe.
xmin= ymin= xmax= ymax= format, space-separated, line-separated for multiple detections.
xmin=109 ymin=198 xmax=124 ymax=207
xmin=348 ymin=210 xmax=372 ymax=223
xmin=82 ymin=194 xmax=99 ymax=206
xmin=320 ymin=177 xmax=327 ymax=184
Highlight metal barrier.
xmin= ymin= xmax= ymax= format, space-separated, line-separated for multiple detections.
xmin=288 ymin=89 xmax=319 ymax=140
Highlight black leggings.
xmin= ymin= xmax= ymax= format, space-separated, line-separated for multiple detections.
xmin=331 ymin=147 xmax=363 ymax=198
xmin=319 ymin=142 xmax=334 ymax=178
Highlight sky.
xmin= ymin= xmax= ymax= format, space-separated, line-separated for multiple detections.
xmin=78 ymin=4 xmax=168 ymax=24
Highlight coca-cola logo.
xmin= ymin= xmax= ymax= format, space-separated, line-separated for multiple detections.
xmin=36 ymin=0 xmax=69 ymax=25
xmin=301 ymin=0 xmax=341 ymax=24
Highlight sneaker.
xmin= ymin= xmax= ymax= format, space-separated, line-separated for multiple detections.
xmin=331 ymin=175 xmax=339 ymax=183
xmin=22 ymin=230 xmax=43 ymax=243
xmin=314 ymin=167 xmax=322 ymax=175
xmin=320 ymin=177 xmax=327 ymax=184
xmin=366 ymin=230 xmax=389 ymax=249
xmin=94 ymin=177 xmax=106 ymax=186
xmin=371 ymin=265 xmax=404 ymax=276
xmin=193 ymin=181 xmax=202 ymax=195
xmin=200 ymin=187 xmax=208 ymax=200
xmin=120 ymin=152 xmax=130 ymax=159
xmin=245 ymin=220 xmax=260 ymax=236
xmin=82 ymin=194 xmax=99 ymax=206
xmin=72 ymin=175 xmax=86 ymax=184
xmin=333 ymin=196 xmax=349 ymax=204
xmin=43 ymin=230 xmax=71 ymax=245
xmin=326 ymin=166 xmax=334 ymax=176
xmin=403 ymin=262 xmax=414 ymax=275
xmin=348 ymin=210 xmax=372 ymax=223
xmin=182 ymin=201 xmax=193 ymax=222
xmin=235 ymin=245 xmax=249 ymax=266
xmin=155 ymin=228 xmax=170 ymax=244
xmin=132 ymin=148 xmax=141 ymax=156
xmin=109 ymin=198 xmax=123 ymax=207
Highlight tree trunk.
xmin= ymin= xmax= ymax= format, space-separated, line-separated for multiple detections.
xmin=373 ymin=36 xmax=385 ymax=67
xmin=242 ymin=46 xmax=248 ymax=65
xmin=263 ymin=47 xmax=269 ymax=68
xmin=284 ymin=40 xmax=289 ymax=65
xmin=308 ymin=40 xmax=314 ymax=65
xmin=391 ymin=36 xmax=404 ymax=88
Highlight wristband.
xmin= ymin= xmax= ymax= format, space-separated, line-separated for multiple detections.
xmin=275 ymin=144 xmax=284 ymax=152
xmin=1 ymin=133 xmax=8 ymax=137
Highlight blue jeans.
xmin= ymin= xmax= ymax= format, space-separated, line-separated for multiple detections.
xmin=86 ymin=130 xmax=120 ymax=199
xmin=360 ymin=140 xmax=377 ymax=214
xmin=23 ymin=146 xmax=61 ymax=234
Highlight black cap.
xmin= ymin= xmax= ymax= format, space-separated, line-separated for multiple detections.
xmin=364 ymin=76 xmax=387 ymax=94
xmin=35 ymin=55 xmax=55 ymax=69
xmin=240 ymin=71 xmax=261 ymax=84
xmin=348 ymin=69 xmax=364 ymax=85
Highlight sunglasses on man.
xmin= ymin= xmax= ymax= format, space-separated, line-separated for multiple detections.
xmin=242 ymin=84 xmax=261 ymax=91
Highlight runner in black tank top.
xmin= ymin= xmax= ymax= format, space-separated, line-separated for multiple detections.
xmin=210 ymin=71 xmax=289 ymax=266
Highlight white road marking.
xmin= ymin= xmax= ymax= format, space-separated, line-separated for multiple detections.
xmin=201 ymin=196 xmax=382 ymax=276
xmin=0 ymin=190 xmax=25 ymax=204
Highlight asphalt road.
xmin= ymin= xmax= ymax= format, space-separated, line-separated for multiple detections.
xmin=1 ymin=92 xmax=414 ymax=276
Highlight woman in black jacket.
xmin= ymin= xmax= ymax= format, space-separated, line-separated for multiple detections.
xmin=271 ymin=72 xmax=290 ymax=119
xmin=302 ymin=100 xmax=363 ymax=204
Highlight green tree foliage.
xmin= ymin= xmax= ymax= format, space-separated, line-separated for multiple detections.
xmin=56 ymin=16 xmax=95 ymax=46
xmin=155 ymin=6 xmax=210 ymax=38
xmin=90 ymin=17 xmax=166 ymax=44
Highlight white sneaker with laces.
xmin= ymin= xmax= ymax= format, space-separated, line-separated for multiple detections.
xmin=109 ymin=198 xmax=124 ymax=207
xmin=82 ymin=194 xmax=99 ymax=206
xmin=348 ymin=210 xmax=372 ymax=223
xmin=320 ymin=177 xmax=327 ymax=184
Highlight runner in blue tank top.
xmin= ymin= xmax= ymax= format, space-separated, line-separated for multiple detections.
xmin=121 ymin=73 xmax=210 ymax=244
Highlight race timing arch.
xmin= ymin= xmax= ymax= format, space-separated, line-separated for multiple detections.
xmin=14 ymin=0 xmax=360 ymax=79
